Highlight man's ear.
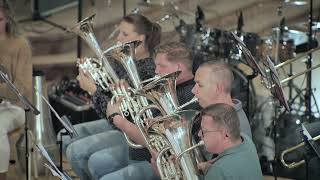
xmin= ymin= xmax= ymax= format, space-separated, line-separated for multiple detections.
xmin=177 ymin=62 xmax=182 ymax=71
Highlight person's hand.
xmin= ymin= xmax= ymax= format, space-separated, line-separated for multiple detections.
xmin=76 ymin=69 xmax=97 ymax=94
xmin=150 ymin=149 xmax=160 ymax=177
xmin=106 ymin=98 xmax=122 ymax=118
xmin=197 ymin=158 xmax=216 ymax=172
xmin=114 ymin=79 xmax=129 ymax=89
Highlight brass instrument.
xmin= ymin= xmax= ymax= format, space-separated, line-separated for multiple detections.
xmin=280 ymin=134 xmax=320 ymax=168
xmin=261 ymin=47 xmax=320 ymax=111
xmin=69 ymin=14 xmax=150 ymax=148
xmin=134 ymin=71 xmax=203 ymax=180
xmin=263 ymin=46 xmax=320 ymax=86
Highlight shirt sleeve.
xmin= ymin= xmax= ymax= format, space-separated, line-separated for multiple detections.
xmin=12 ymin=37 xmax=33 ymax=103
xmin=91 ymin=86 xmax=111 ymax=118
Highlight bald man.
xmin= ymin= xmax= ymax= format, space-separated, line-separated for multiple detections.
xmin=192 ymin=61 xmax=252 ymax=137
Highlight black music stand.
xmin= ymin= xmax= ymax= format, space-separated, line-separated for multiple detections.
xmin=264 ymin=56 xmax=291 ymax=180
xmin=230 ymin=32 xmax=266 ymax=118
xmin=34 ymin=87 xmax=78 ymax=171
xmin=0 ymin=70 xmax=40 ymax=180
xmin=300 ymin=123 xmax=320 ymax=180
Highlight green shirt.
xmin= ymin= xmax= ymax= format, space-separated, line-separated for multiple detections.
xmin=205 ymin=133 xmax=263 ymax=180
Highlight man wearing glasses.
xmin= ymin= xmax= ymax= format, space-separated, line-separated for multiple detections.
xmin=199 ymin=103 xmax=262 ymax=179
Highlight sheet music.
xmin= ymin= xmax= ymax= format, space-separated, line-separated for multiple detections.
xmin=36 ymin=144 xmax=72 ymax=180
xmin=34 ymin=88 xmax=78 ymax=138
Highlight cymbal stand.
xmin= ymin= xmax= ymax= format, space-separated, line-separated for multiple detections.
xmin=305 ymin=0 xmax=313 ymax=121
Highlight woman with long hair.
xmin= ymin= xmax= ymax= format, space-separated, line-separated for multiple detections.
xmin=60 ymin=13 xmax=161 ymax=180
xmin=0 ymin=1 xmax=32 ymax=179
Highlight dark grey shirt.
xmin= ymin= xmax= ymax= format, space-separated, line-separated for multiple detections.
xmin=233 ymin=99 xmax=252 ymax=138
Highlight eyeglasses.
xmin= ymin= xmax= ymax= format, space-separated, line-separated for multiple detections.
xmin=199 ymin=129 xmax=221 ymax=137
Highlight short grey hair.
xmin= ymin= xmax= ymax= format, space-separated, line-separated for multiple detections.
xmin=201 ymin=103 xmax=240 ymax=141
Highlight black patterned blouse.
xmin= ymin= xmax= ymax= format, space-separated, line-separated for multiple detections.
xmin=91 ymin=57 xmax=155 ymax=118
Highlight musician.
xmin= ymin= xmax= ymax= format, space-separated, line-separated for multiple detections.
xmin=0 ymin=2 xmax=32 ymax=180
xmin=198 ymin=103 xmax=262 ymax=179
xmin=87 ymin=42 xmax=201 ymax=180
xmin=63 ymin=14 xmax=161 ymax=180
xmin=192 ymin=61 xmax=252 ymax=138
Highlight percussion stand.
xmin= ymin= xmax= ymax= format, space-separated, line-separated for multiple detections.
xmin=305 ymin=0 xmax=314 ymax=122
xmin=0 ymin=71 xmax=40 ymax=180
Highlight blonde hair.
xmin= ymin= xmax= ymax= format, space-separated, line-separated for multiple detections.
xmin=155 ymin=42 xmax=193 ymax=71
xmin=0 ymin=0 xmax=19 ymax=37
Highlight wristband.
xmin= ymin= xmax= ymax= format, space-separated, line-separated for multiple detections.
xmin=107 ymin=112 xmax=121 ymax=124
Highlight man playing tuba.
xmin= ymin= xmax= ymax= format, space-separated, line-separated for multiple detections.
xmin=93 ymin=41 xmax=202 ymax=180
xmin=197 ymin=103 xmax=262 ymax=179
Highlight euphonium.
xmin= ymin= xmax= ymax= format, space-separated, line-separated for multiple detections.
xmin=134 ymin=71 xmax=202 ymax=180
xmin=69 ymin=14 xmax=152 ymax=148
xmin=69 ymin=14 xmax=118 ymax=85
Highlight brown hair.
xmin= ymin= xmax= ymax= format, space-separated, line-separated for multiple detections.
xmin=155 ymin=41 xmax=193 ymax=71
xmin=0 ymin=0 xmax=18 ymax=37
xmin=199 ymin=61 xmax=234 ymax=94
xmin=202 ymin=103 xmax=240 ymax=141
xmin=122 ymin=14 xmax=161 ymax=56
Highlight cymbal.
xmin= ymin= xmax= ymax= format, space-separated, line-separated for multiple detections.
xmin=138 ymin=0 xmax=171 ymax=8
xmin=271 ymin=27 xmax=308 ymax=46
xmin=138 ymin=0 xmax=193 ymax=17
xmin=293 ymin=21 xmax=320 ymax=32
xmin=284 ymin=0 xmax=308 ymax=6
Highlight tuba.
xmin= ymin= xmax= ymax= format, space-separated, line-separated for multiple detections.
xmin=16 ymin=70 xmax=59 ymax=178
xmin=134 ymin=71 xmax=203 ymax=180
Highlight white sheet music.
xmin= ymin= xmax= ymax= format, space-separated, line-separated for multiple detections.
xmin=36 ymin=144 xmax=72 ymax=180
xmin=34 ymin=87 xmax=78 ymax=137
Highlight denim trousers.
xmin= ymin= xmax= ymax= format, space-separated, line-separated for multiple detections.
xmin=57 ymin=119 xmax=115 ymax=155
xmin=88 ymin=138 xmax=159 ymax=180
xmin=66 ymin=130 xmax=125 ymax=180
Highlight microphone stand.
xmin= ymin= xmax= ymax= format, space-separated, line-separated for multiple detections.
xmin=0 ymin=71 xmax=40 ymax=180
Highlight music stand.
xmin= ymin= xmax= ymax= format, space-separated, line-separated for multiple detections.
xmin=35 ymin=144 xmax=72 ymax=180
xmin=230 ymin=32 xmax=267 ymax=78
xmin=263 ymin=56 xmax=291 ymax=180
xmin=34 ymin=87 xmax=78 ymax=171
xmin=0 ymin=70 xmax=40 ymax=180
xmin=300 ymin=123 xmax=320 ymax=180
xmin=230 ymin=32 xmax=266 ymax=118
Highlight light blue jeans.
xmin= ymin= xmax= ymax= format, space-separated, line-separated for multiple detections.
xmin=57 ymin=119 xmax=115 ymax=154
xmin=88 ymin=139 xmax=159 ymax=180
xmin=66 ymin=130 xmax=125 ymax=180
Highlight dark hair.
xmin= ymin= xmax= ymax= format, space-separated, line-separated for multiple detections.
xmin=0 ymin=0 xmax=18 ymax=37
xmin=202 ymin=103 xmax=240 ymax=141
xmin=154 ymin=41 xmax=193 ymax=71
xmin=122 ymin=14 xmax=161 ymax=56
xmin=199 ymin=61 xmax=234 ymax=94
